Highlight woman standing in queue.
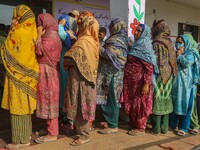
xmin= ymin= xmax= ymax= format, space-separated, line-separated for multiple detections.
xmin=170 ymin=34 xmax=200 ymax=136
xmin=35 ymin=13 xmax=62 ymax=143
xmin=63 ymin=11 xmax=99 ymax=146
xmin=121 ymin=24 xmax=158 ymax=136
xmin=1 ymin=5 xmax=39 ymax=149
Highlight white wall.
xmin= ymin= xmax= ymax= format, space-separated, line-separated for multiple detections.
xmin=110 ymin=0 xmax=128 ymax=23
xmin=0 ymin=4 xmax=14 ymax=25
xmin=146 ymin=0 xmax=200 ymax=39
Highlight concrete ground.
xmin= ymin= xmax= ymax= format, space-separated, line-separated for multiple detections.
xmin=12 ymin=128 xmax=200 ymax=150
xmin=0 ymin=109 xmax=200 ymax=150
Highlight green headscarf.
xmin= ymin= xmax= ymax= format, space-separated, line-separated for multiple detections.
xmin=185 ymin=34 xmax=200 ymax=57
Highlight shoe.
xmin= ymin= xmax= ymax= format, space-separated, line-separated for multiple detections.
xmin=6 ymin=143 xmax=30 ymax=149
xmin=177 ymin=130 xmax=186 ymax=136
xmin=127 ymin=129 xmax=145 ymax=136
xmin=35 ymin=136 xmax=57 ymax=144
xmin=98 ymin=128 xmax=118 ymax=134
xmin=189 ymin=129 xmax=199 ymax=135
xmin=70 ymin=139 xmax=90 ymax=146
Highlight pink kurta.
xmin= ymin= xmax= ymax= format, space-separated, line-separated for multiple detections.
xmin=36 ymin=14 xmax=62 ymax=120
xmin=121 ymin=55 xmax=154 ymax=129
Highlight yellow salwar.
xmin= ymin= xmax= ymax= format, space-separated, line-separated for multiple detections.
xmin=1 ymin=5 xmax=39 ymax=115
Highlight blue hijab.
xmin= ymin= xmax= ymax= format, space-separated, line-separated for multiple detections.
xmin=180 ymin=35 xmax=200 ymax=84
xmin=104 ymin=17 xmax=128 ymax=70
xmin=58 ymin=15 xmax=71 ymax=31
xmin=128 ymin=24 xmax=159 ymax=73
xmin=58 ymin=15 xmax=77 ymax=47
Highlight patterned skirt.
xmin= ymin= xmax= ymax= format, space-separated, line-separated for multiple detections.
xmin=63 ymin=66 xmax=96 ymax=121
xmin=153 ymin=75 xmax=173 ymax=115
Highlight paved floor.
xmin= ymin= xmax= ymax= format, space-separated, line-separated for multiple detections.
xmin=1 ymin=128 xmax=199 ymax=150
xmin=0 ymin=109 xmax=200 ymax=150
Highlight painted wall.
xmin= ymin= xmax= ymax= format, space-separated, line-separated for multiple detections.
xmin=146 ymin=0 xmax=200 ymax=40
xmin=52 ymin=0 xmax=110 ymax=36
xmin=110 ymin=0 xmax=128 ymax=23
xmin=52 ymin=0 xmax=109 ymax=16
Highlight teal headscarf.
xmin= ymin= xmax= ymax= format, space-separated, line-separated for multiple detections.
xmin=128 ymin=24 xmax=159 ymax=73
xmin=180 ymin=34 xmax=200 ymax=84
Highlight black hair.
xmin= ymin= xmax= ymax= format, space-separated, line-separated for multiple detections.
xmin=5 ymin=25 xmax=11 ymax=35
xmin=68 ymin=13 xmax=75 ymax=18
xmin=99 ymin=27 xmax=107 ymax=35
xmin=176 ymin=36 xmax=184 ymax=43
xmin=0 ymin=24 xmax=6 ymax=32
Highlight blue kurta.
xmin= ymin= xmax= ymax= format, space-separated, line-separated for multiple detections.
xmin=170 ymin=34 xmax=199 ymax=132
xmin=58 ymin=24 xmax=70 ymax=108
xmin=58 ymin=16 xmax=77 ymax=108
xmin=172 ymin=46 xmax=199 ymax=115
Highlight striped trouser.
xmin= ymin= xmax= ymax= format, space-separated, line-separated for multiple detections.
xmin=11 ymin=114 xmax=32 ymax=144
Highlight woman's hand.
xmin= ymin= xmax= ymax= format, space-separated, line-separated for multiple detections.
xmin=37 ymin=26 xmax=45 ymax=38
xmin=128 ymin=40 xmax=133 ymax=46
xmin=67 ymin=30 xmax=77 ymax=40
xmin=177 ymin=47 xmax=184 ymax=56
xmin=11 ymin=19 xmax=18 ymax=29
xmin=142 ymin=83 xmax=149 ymax=95
xmin=59 ymin=18 xmax=66 ymax=26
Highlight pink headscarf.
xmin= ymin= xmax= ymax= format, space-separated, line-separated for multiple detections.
xmin=38 ymin=13 xmax=58 ymax=31
xmin=36 ymin=13 xmax=61 ymax=68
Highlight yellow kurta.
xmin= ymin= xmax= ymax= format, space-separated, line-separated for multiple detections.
xmin=1 ymin=5 xmax=39 ymax=115
xmin=2 ymin=76 xmax=37 ymax=115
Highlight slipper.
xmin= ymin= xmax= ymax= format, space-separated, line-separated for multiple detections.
xmin=127 ymin=130 xmax=145 ymax=136
xmin=99 ymin=122 xmax=108 ymax=128
xmin=6 ymin=143 xmax=30 ymax=149
xmin=189 ymin=129 xmax=199 ymax=135
xmin=70 ymin=139 xmax=90 ymax=146
xmin=35 ymin=129 xmax=48 ymax=136
xmin=177 ymin=130 xmax=186 ymax=136
xmin=90 ymin=126 xmax=95 ymax=131
xmin=35 ymin=136 xmax=57 ymax=144
xmin=98 ymin=128 xmax=118 ymax=134
xmin=146 ymin=129 xmax=160 ymax=135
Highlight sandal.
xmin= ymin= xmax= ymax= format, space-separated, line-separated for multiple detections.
xmin=35 ymin=129 xmax=48 ymax=136
xmin=70 ymin=139 xmax=90 ymax=146
xmin=146 ymin=129 xmax=160 ymax=135
xmin=90 ymin=126 xmax=95 ymax=131
xmin=177 ymin=130 xmax=186 ymax=136
xmin=6 ymin=143 xmax=30 ymax=149
xmin=189 ymin=129 xmax=199 ymax=135
xmin=99 ymin=122 xmax=108 ymax=128
xmin=35 ymin=136 xmax=57 ymax=144
xmin=127 ymin=130 xmax=145 ymax=136
xmin=98 ymin=128 xmax=118 ymax=134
